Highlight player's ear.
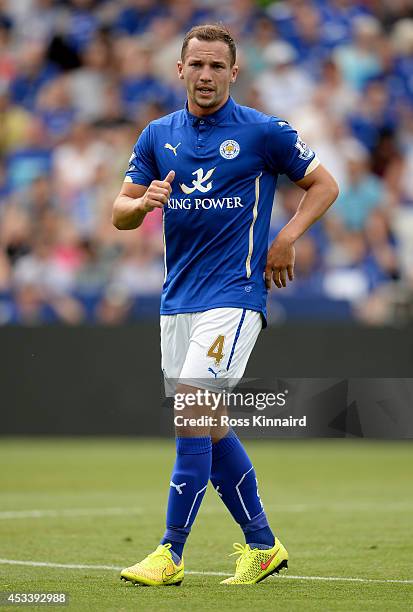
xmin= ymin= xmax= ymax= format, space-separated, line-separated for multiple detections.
xmin=230 ymin=64 xmax=239 ymax=83
xmin=177 ymin=60 xmax=184 ymax=79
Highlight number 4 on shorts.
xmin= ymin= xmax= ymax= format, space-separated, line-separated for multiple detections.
xmin=207 ymin=335 xmax=225 ymax=366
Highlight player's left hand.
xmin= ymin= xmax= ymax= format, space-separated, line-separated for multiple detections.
xmin=265 ymin=236 xmax=295 ymax=289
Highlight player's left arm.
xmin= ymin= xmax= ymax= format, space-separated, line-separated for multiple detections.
xmin=265 ymin=164 xmax=339 ymax=289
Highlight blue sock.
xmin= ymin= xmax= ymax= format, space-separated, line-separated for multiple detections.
xmin=210 ymin=429 xmax=275 ymax=549
xmin=161 ymin=436 xmax=212 ymax=560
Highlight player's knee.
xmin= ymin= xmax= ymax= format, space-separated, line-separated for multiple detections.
xmin=173 ymin=384 xmax=217 ymax=437
xmin=174 ymin=411 xmax=210 ymax=437
xmin=173 ymin=402 xmax=211 ymax=438
xmin=175 ymin=422 xmax=206 ymax=438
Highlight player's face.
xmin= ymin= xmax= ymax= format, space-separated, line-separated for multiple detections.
xmin=178 ymin=38 xmax=238 ymax=116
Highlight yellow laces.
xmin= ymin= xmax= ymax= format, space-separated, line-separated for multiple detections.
xmin=229 ymin=543 xmax=251 ymax=570
xmin=147 ymin=543 xmax=172 ymax=560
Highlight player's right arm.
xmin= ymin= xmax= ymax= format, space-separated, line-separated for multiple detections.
xmin=112 ymin=171 xmax=175 ymax=230
xmin=112 ymin=123 xmax=175 ymax=230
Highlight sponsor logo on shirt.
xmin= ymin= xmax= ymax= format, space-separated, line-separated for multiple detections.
xmin=180 ymin=167 xmax=215 ymax=194
xmin=219 ymin=139 xmax=240 ymax=159
xmin=169 ymin=166 xmax=244 ymax=210
xmin=167 ymin=196 xmax=243 ymax=210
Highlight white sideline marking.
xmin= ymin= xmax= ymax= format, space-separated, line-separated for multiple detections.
xmin=204 ymin=501 xmax=413 ymax=514
xmin=1 ymin=502 xmax=412 ymax=520
xmin=0 ymin=559 xmax=228 ymax=575
xmin=0 ymin=559 xmax=123 ymax=571
xmin=0 ymin=508 xmax=142 ymax=520
xmin=0 ymin=559 xmax=412 ymax=585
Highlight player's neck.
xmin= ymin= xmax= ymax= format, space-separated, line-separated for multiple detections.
xmin=187 ymin=95 xmax=230 ymax=117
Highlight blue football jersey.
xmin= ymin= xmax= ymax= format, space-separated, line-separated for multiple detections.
xmin=125 ymin=97 xmax=319 ymax=323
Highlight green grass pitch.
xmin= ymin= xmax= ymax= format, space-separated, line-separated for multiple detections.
xmin=0 ymin=438 xmax=412 ymax=611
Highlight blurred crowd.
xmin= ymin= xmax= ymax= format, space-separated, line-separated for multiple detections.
xmin=1 ymin=0 xmax=413 ymax=325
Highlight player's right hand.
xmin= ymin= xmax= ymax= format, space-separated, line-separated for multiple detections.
xmin=139 ymin=171 xmax=175 ymax=212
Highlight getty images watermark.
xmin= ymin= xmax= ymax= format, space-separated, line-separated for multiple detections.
xmin=173 ymin=389 xmax=307 ymax=429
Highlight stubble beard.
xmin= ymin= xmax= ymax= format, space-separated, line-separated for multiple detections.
xmin=190 ymin=85 xmax=221 ymax=110
xmin=195 ymin=96 xmax=217 ymax=108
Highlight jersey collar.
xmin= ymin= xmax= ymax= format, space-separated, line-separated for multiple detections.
xmin=185 ymin=96 xmax=235 ymax=126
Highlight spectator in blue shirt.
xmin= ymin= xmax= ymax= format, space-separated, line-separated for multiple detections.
xmin=115 ymin=0 xmax=164 ymax=36
xmin=333 ymin=141 xmax=384 ymax=231
xmin=5 ymin=117 xmax=52 ymax=192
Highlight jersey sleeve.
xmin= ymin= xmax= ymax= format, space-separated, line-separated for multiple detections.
xmin=264 ymin=118 xmax=319 ymax=182
xmin=124 ymin=125 xmax=158 ymax=186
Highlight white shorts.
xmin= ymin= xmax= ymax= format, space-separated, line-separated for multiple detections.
xmin=161 ymin=307 xmax=262 ymax=395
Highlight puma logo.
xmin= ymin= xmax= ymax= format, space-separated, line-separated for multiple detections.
xmin=164 ymin=142 xmax=181 ymax=156
xmin=170 ymin=480 xmax=186 ymax=495
xmin=208 ymin=367 xmax=225 ymax=379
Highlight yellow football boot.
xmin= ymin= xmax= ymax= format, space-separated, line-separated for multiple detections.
xmin=120 ymin=543 xmax=184 ymax=586
xmin=220 ymin=538 xmax=288 ymax=585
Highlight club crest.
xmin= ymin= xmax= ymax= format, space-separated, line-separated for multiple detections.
xmin=220 ymin=139 xmax=240 ymax=160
